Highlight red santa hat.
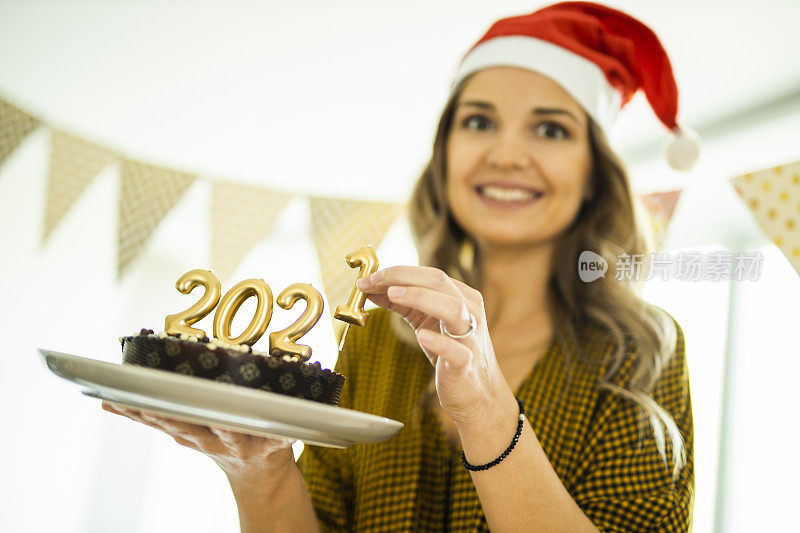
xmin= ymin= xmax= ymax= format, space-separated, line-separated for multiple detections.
xmin=450 ymin=1 xmax=701 ymax=172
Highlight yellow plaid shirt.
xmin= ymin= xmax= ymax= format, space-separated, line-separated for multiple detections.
xmin=297 ymin=308 xmax=694 ymax=532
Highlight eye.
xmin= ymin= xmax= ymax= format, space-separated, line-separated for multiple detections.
xmin=460 ymin=114 xmax=494 ymax=131
xmin=535 ymin=121 xmax=570 ymax=140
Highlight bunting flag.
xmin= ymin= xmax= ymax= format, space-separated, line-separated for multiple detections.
xmin=118 ymin=158 xmax=196 ymax=278
xmin=4 ymin=93 xmax=409 ymax=289
xmin=731 ymin=160 xmax=800 ymax=276
xmin=0 ymin=98 xmax=41 ymax=172
xmin=42 ymin=129 xmax=118 ymax=243
xmin=638 ymin=189 xmax=682 ymax=251
xmin=209 ymin=180 xmax=293 ymax=281
xmin=309 ymin=197 xmax=403 ymax=341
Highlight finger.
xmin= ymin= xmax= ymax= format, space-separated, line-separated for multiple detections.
xmin=450 ymin=278 xmax=484 ymax=305
xmin=171 ymin=434 xmax=199 ymax=449
xmin=364 ymin=292 xmax=412 ymax=315
xmin=102 ymin=401 xmax=132 ymax=414
xmin=416 ymin=328 xmax=471 ymax=372
xmin=119 ymin=409 xmax=199 ymax=450
xmin=104 ymin=402 xmax=160 ymax=421
xmin=103 ymin=404 xmax=181 ymax=437
xmin=101 ymin=404 xmax=132 ymax=419
xmin=386 ymin=286 xmax=473 ymax=336
xmin=101 ymin=401 xmax=121 ymax=413
xmin=413 ymin=325 xmax=440 ymax=367
xmin=360 ymin=266 xmax=463 ymax=299
xmin=110 ymin=408 xmax=167 ymax=431
xmin=365 ymin=293 xmax=428 ymax=328
xmin=440 ymin=279 xmax=486 ymax=329
xmin=101 ymin=401 xmax=146 ymax=421
xmin=207 ymin=426 xmax=249 ymax=449
xmin=137 ymin=412 xmax=230 ymax=453
xmin=138 ymin=411 xmax=218 ymax=442
xmin=105 ymin=405 xmax=227 ymax=446
xmin=102 ymin=404 xmax=213 ymax=452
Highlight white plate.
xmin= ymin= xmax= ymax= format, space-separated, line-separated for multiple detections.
xmin=39 ymin=349 xmax=403 ymax=448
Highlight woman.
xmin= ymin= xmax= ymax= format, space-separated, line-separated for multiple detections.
xmin=102 ymin=3 xmax=696 ymax=531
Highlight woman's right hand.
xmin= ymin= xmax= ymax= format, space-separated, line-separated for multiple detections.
xmin=100 ymin=401 xmax=297 ymax=483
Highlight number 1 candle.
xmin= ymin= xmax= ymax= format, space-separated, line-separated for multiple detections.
xmin=334 ymin=245 xmax=379 ymax=350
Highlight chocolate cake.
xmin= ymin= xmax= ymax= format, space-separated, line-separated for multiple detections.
xmin=120 ymin=329 xmax=345 ymax=406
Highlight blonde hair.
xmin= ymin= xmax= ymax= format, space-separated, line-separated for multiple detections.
xmin=394 ymin=74 xmax=686 ymax=482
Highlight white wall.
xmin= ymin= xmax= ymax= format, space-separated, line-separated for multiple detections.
xmin=1 ymin=2 xmax=799 ymax=532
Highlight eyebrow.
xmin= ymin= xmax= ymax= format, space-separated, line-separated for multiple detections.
xmin=458 ymin=100 xmax=582 ymax=125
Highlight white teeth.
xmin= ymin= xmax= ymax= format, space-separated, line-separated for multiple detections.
xmin=479 ymin=185 xmax=540 ymax=202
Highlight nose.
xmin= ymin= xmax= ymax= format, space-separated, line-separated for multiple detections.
xmin=485 ymin=132 xmax=532 ymax=169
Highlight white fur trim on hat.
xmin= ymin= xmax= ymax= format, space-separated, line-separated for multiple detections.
xmin=664 ymin=127 xmax=701 ymax=172
xmin=450 ymin=35 xmax=621 ymax=133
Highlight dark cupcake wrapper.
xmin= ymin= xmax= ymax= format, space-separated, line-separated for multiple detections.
xmin=121 ymin=331 xmax=345 ymax=406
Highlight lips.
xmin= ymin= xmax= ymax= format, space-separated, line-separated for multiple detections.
xmin=475 ymin=181 xmax=544 ymax=195
xmin=475 ymin=183 xmax=545 ymax=203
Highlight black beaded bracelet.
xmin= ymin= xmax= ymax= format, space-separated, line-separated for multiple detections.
xmin=461 ymin=397 xmax=525 ymax=471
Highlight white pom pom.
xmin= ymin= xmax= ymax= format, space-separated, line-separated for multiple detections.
xmin=664 ymin=127 xmax=701 ymax=171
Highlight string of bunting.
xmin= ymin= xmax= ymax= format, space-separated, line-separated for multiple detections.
xmin=7 ymin=93 xmax=774 ymax=310
xmin=0 ymin=94 xmax=406 ymax=326
xmin=0 ymin=94 xmax=693 ymax=286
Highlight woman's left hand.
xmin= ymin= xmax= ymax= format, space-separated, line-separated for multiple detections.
xmin=356 ymin=266 xmax=513 ymax=426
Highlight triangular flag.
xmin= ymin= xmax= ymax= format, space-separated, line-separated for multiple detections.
xmin=731 ymin=161 xmax=800 ymax=276
xmin=0 ymin=98 xmax=41 ymax=172
xmin=638 ymin=189 xmax=682 ymax=251
xmin=42 ymin=129 xmax=118 ymax=243
xmin=209 ymin=180 xmax=293 ymax=281
xmin=118 ymin=158 xmax=196 ymax=278
xmin=308 ymin=197 xmax=403 ymax=341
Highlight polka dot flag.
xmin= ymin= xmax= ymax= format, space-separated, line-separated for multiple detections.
xmin=731 ymin=160 xmax=800 ymax=276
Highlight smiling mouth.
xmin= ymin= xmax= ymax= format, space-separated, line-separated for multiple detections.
xmin=475 ymin=185 xmax=545 ymax=203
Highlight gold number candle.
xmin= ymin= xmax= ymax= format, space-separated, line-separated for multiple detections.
xmin=212 ymin=279 xmax=274 ymax=346
xmin=164 ymin=269 xmax=222 ymax=337
xmin=269 ymin=283 xmax=324 ymax=361
xmin=334 ymin=245 xmax=379 ymax=327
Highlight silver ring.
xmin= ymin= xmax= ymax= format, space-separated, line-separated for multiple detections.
xmin=440 ymin=312 xmax=477 ymax=339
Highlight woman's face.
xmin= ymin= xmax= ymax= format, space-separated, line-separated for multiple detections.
xmin=446 ymin=66 xmax=593 ymax=249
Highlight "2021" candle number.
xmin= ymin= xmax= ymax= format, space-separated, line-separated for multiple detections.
xmin=212 ymin=278 xmax=274 ymax=346
xmin=164 ymin=270 xmax=323 ymax=361
xmin=164 ymin=269 xmax=222 ymax=338
xmin=334 ymin=245 xmax=379 ymax=327
xmin=165 ymin=245 xmax=379 ymax=360
xmin=269 ymin=283 xmax=324 ymax=361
